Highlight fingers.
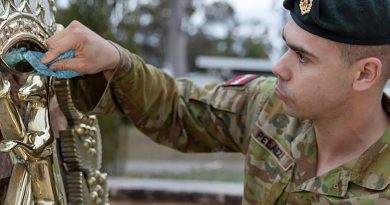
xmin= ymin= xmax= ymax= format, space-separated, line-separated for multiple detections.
xmin=42 ymin=39 xmax=71 ymax=64
xmin=50 ymin=60 xmax=67 ymax=71
xmin=42 ymin=21 xmax=84 ymax=64
xmin=50 ymin=58 xmax=86 ymax=73
xmin=41 ymin=21 xmax=114 ymax=75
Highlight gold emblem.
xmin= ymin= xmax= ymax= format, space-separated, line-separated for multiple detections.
xmin=300 ymin=0 xmax=313 ymax=15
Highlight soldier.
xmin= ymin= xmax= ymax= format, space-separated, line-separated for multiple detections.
xmin=42 ymin=0 xmax=390 ymax=204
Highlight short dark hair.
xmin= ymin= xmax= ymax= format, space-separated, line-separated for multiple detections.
xmin=336 ymin=43 xmax=390 ymax=83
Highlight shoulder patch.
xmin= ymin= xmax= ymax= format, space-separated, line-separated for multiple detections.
xmin=223 ymin=74 xmax=259 ymax=87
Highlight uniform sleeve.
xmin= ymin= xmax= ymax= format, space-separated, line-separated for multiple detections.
xmin=70 ymin=43 xmax=276 ymax=154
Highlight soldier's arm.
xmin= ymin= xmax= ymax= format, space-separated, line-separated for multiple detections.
xmin=70 ymin=44 xmax=275 ymax=153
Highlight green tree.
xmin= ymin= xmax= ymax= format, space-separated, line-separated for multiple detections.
xmin=57 ymin=0 xmax=270 ymax=67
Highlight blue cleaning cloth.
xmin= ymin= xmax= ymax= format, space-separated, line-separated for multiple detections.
xmin=4 ymin=48 xmax=81 ymax=78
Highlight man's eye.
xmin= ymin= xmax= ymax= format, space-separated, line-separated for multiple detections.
xmin=296 ymin=52 xmax=307 ymax=63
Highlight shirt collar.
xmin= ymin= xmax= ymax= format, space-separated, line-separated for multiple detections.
xmin=290 ymin=122 xmax=351 ymax=197
xmin=348 ymin=126 xmax=390 ymax=190
xmin=291 ymin=121 xmax=317 ymax=184
xmin=289 ymin=95 xmax=390 ymax=197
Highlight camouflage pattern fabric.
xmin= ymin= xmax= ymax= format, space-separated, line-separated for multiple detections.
xmin=70 ymin=43 xmax=390 ymax=205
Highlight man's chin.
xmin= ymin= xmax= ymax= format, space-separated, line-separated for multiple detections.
xmin=282 ymin=104 xmax=305 ymax=119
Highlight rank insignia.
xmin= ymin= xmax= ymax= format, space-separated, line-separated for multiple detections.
xmin=223 ymin=74 xmax=259 ymax=87
xmin=300 ymin=0 xmax=313 ymax=15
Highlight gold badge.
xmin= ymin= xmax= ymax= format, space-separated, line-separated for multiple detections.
xmin=300 ymin=0 xmax=313 ymax=15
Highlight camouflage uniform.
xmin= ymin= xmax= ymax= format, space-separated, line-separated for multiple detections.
xmin=71 ymin=44 xmax=390 ymax=205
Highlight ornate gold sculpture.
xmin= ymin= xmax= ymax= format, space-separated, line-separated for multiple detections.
xmin=0 ymin=1 xmax=109 ymax=204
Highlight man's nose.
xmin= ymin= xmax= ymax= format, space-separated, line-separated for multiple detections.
xmin=272 ymin=52 xmax=292 ymax=81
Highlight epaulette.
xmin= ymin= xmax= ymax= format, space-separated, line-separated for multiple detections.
xmin=223 ymin=74 xmax=260 ymax=87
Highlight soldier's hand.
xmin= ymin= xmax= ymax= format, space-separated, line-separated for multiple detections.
xmin=42 ymin=20 xmax=120 ymax=75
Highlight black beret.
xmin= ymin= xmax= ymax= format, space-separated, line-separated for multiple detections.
xmin=283 ymin=0 xmax=390 ymax=45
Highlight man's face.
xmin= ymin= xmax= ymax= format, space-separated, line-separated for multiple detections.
xmin=272 ymin=20 xmax=355 ymax=120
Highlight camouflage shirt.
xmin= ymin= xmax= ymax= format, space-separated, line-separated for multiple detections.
xmin=70 ymin=44 xmax=390 ymax=205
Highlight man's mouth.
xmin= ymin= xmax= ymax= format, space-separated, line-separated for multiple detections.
xmin=275 ymin=84 xmax=288 ymax=101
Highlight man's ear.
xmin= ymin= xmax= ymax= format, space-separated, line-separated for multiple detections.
xmin=352 ymin=57 xmax=382 ymax=91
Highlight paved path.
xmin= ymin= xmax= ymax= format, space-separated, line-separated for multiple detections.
xmin=108 ymin=177 xmax=243 ymax=204
xmin=123 ymin=160 xmax=244 ymax=173
xmin=108 ymin=177 xmax=243 ymax=196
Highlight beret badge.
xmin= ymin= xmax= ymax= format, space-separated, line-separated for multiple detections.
xmin=299 ymin=0 xmax=313 ymax=15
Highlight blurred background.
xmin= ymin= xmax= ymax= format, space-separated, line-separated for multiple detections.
xmin=55 ymin=0 xmax=286 ymax=204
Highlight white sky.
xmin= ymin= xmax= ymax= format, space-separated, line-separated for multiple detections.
xmin=195 ymin=0 xmax=286 ymax=61
xmin=230 ymin=0 xmax=280 ymax=22
xmin=57 ymin=0 xmax=284 ymax=24
xmin=232 ymin=0 xmax=286 ymax=60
